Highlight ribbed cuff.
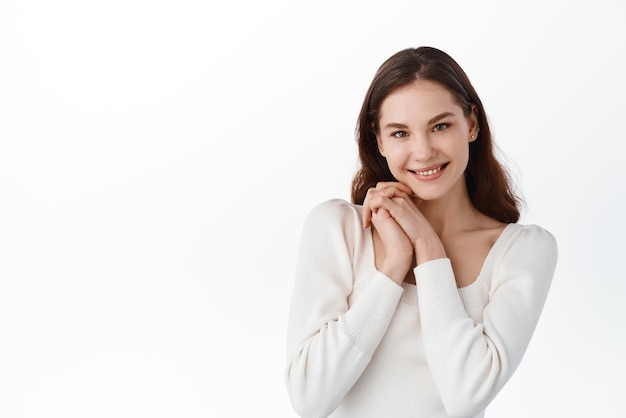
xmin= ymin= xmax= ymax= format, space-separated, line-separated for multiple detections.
xmin=415 ymin=258 xmax=469 ymax=337
xmin=339 ymin=271 xmax=403 ymax=356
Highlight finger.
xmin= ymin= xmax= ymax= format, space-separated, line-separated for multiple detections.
xmin=364 ymin=184 xmax=411 ymax=228
xmin=393 ymin=185 xmax=414 ymax=199
xmin=370 ymin=206 xmax=392 ymax=225
xmin=396 ymin=182 xmax=414 ymax=194
xmin=376 ymin=181 xmax=414 ymax=196
xmin=375 ymin=187 xmax=408 ymax=203
xmin=363 ymin=207 xmax=371 ymax=229
xmin=381 ymin=181 xmax=411 ymax=192
xmin=362 ymin=187 xmax=376 ymax=228
xmin=373 ymin=196 xmax=419 ymax=234
xmin=368 ymin=191 xmax=410 ymax=215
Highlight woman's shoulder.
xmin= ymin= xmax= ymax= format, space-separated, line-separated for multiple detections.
xmin=302 ymin=199 xmax=369 ymax=256
xmin=496 ymin=222 xmax=558 ymax=266
xmin=305 ymin=198 xmax=364 ymax=226
xmin=301 ymin=199 xmax=368 ymax=250
xmin=504 ymin=223 xmax=557 ymax=248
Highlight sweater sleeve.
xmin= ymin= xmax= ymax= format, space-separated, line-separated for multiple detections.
xmin=415 ymin=225 xmax=557 ymax=418
xmin=285 ymin=199 xmax=404 ymax=418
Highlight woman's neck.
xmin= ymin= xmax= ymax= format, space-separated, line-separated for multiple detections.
xmin=416 ymin=183 xmax=483 ymax=237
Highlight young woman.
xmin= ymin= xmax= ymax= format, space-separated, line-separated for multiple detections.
xmin=285 ymin=46 xmax=557 ymax=418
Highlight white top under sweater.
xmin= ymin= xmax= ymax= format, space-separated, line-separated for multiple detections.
xmin=285 ymin=199 xmax=558 ymax=418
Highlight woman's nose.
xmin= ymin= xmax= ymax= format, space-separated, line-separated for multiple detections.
xmin=411 ymin=135 xmax=435 ymax=160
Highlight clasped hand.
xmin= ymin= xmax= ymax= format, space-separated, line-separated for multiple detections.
xmin=363 ymin=182 xmax=445 ymax=284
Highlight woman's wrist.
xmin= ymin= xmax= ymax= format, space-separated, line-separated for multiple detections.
xmin=414 ymin=236 xmax=446 ymax=266
xmin=380 ymin=260 xmax=410 ymax=285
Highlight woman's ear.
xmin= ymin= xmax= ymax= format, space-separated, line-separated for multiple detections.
xmin=468 ymin=105 xmax=480 ymax=142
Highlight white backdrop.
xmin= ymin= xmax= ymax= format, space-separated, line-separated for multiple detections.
xmin=1 ymin=0 xmax=624 ymax=416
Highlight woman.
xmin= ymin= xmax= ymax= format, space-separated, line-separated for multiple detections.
xmin=285 ymin=46 xmax=557 ymax=418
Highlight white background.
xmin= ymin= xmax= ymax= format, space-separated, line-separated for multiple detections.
xmin=1 ymin=0 xmax=624 ymax=416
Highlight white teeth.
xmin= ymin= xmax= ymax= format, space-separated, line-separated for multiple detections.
xmin=415 ymin=165 xmax=443 ymax=176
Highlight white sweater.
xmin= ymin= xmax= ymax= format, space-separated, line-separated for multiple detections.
xmin=285 ymin=199 xmax=557 ymax=418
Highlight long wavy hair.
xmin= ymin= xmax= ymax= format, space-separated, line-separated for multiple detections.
xmin=351 ymin=46 xmax=521 ymax=223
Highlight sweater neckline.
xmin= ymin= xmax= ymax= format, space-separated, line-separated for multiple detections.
xmin=365 ymin=222 xmax=522 ymax=296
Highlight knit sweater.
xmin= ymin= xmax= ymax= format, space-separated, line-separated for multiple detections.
xmin=285 ymin=199 xmax=557 ymax=418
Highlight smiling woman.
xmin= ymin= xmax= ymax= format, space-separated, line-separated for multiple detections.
xmin=284 ymin=46 xmax=558 ymax=417
xmin=375 ymin=80 xmax=478 ymax=203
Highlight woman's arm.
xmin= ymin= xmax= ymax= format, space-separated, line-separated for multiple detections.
xmin=416 ymin=225 xmax=557 ymax=418
xmin=285 ymin=200 xmax=404 ymax=418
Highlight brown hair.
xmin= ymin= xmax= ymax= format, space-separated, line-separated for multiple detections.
xmin=351 ymin=46 xmax=521 ymax=223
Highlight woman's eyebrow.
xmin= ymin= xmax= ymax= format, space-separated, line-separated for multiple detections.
xmin=383 ymin=112 xmax=457 ymax=131
xmin=427 ymin=111 xmax=455 ymax=125
xmin=382 ymin=122 xmax=409 ymax=131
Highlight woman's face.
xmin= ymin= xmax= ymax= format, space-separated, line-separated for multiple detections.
xmin=376 ymin=79 xmax=478 ymax=201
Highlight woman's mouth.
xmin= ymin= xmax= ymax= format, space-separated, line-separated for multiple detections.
xmin=411 ymin=163 xmax=448 ymax=177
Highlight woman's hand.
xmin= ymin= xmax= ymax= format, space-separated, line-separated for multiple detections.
xmin=363 ymin=182 xmax=414 ymax=229
xmin=364 ymin=182 xmax=446 ymax=268
xmin=363 ymin=183 xmax=413 ymax=284
xmin=369 ymin=206 xmax=413 ymax=285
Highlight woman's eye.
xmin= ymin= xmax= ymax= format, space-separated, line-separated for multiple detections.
xmin=433 ymin=123 xmax=449 ymax=132
xmin=392 ymin=131 xmax=408 ymax=138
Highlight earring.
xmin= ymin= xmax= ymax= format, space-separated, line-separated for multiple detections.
xmin=470 ymin=135 xmax=475 ymax=140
